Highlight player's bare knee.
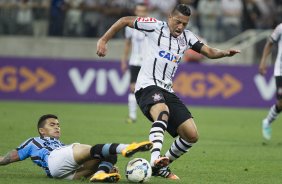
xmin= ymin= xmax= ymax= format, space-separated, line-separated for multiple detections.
xmin=150 ymin=103 xmax=169 ymax=120
xmin=157 ymin=111 xmax=169 ymax=122
xmin=181 ymin=131 xmax=199 ymax=143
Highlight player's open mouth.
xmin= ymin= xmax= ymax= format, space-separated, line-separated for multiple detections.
xmin=174 ymin=30 xmax=181 ymax=36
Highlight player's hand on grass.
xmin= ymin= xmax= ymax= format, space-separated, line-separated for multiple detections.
xmin=96 ymin=39 xmax=107 ymax=57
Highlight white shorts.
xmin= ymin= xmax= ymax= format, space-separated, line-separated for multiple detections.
xmin=48 ymin=143 xmax=80 ymax=180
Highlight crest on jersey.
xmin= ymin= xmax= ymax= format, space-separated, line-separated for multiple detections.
xmin=152 ymin=93 xmax=163 ymax=102
xmin=137 ymin=17 xmax=157 ymax=23
xmin=178 ymin=37 xmax=186 ymax=46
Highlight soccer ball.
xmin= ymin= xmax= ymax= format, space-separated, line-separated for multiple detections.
xmin=125 ymin=158 xmax=152 ymax=183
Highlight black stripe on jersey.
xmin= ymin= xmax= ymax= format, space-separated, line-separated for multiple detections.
xmin=158 ymin=26 xmax=164 ymax=46
xmin=45 ymin=146 xmax=54 ymax=152
xmin=169 ymin=34 xmax=172 ymax=50
xmin=191 ymin=41 xmax=204 ymax=53
xmin=40 ymin=137 xmax=48 ymax=141
xmin=16 ymin=138 xmax=33 ymax=151
xmin=153 ymin=58 xmax=157 ymax=85
xmin=134 ymin=21 xmax=154 ymax=32
xmin=183 ymin=31 xmax=188 ymax=46
xmin=177 ymin=41 xmax=180 ymax=54
xmin=31 ymin=156 xmax=41 ymax=161
xmin=162 ymin=63 xmax=168 ymax=80
xmin=171 ymin=67 xmax=175 ymax=78
xmin=32 ymin=139 xmax=43 ymax=149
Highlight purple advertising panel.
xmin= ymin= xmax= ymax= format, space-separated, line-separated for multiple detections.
xmin=0 ymin=57 xmax=275 ymax=107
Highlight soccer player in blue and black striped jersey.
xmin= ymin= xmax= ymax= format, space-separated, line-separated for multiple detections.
xmin=0 ymin=114 xmax=152 ymax=182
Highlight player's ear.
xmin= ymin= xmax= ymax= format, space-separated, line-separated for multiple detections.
xmin=38 ymin=128 xmax=45 ymax=136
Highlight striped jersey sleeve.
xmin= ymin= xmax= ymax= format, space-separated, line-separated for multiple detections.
xmin=134 ymin=17 xmax=161 ymax=32
xmin=16 ymin=138 xmax=33 ymax=160
xmin=271 ymin=23 xmax=282 ymax=43
xmin=125 ymin=26 xmax=132 ymax=39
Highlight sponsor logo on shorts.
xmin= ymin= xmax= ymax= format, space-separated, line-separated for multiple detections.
xmin=152 ymin=93 xmax=163 ymax=102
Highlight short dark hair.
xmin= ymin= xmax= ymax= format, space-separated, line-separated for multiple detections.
xmin=172 ymin=4 xmax=191 ymax=16
xmin=37 ymin=114 xmax=58 ymax=134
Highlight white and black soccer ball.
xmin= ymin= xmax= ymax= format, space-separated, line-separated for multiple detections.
xmin=125 ymin=158 xmax=152 ymax=183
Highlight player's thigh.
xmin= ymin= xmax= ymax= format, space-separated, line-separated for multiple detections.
xmin=165 ymin=92 xmax=194 ymax=138
xmin=73 ymin=159 xmax=100 ymax=179
xmin=135 ymin=86 xmax=167 ymax=122
xmin=48 ymin=144 xmax=81 ymax=179
xmin=150 ymin=103 xmax=169 ymax=121
xmin=177 ymin=118 xmax=199 ymax=143
xmin=72 ymin=144 xmax=92 ymax=164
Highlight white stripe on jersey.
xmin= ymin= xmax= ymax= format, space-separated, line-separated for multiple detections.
xmin=133 ymin=17 xmax=202 ymax=93
xmin=271 ymin=23 xmax=282 ymax=76
xmin=125 ymin=27 xmax=148 ymax=66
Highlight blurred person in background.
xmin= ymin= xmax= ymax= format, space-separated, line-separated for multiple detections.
xmin=33 ymin=0 xmax=50 ymax=37
xmin=255 ymin=0 xmax=276 ymax=29
xmin=81 ymin=0 xmax=102 ymax=38
xmin=16 ymin=0 xmax=34 ymax=35
xmin=121 ymin=3 xmax=148 ymax=124
xmin=197 ymin=0 xmax=221 ymax=43
xmin=220 ymin=0 xmax=243 ymax=41
xmin=0 ymin=0 xmax=17 ymax=35
xmin=64 ymin=0 xmax=83 ymax=37
xmin=242 ymin=0 xmax=261 ymax=31
xmin=146 ymin=0 xmax=177 ymax=21
xmin=48 ymin=0 xmax=66 ymax=36
xmin=97 ymin=0 xmax=134 ymax=38
xmin=259 ymin=23 xmax=282 ymax=140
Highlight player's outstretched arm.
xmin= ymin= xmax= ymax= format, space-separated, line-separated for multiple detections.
xmin=0 ymin=150 xmax=20 ymax=166
xmin=200 ymin=44 xmax=240 ymax=59
xmin=96 ymin=16 xmax=137 ymax=57
xmin=259 ymin=40 xmax=273 ymax=76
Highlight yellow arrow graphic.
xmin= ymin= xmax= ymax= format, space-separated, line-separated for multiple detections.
xmin=222 ymin=74 xmax=242 ymax=98
xmin=207 ymin=73 xmax=242 ymax=98
xmin=19 ymin=67 xmax=38 ymax=92
xmin=207 ymin=73 xmax=225 ymax=98
xmin=19 ymin=67 xmax=55 ymax=93
xmin=36 ymin=67 xmax=55 ymax=92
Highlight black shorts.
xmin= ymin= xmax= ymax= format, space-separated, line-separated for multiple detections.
xmin=276 ymin=76 xmax=282 ymax=99
xmin=135 ymin=85 xmax=193 ymax=138
xmin=130 ymin=65 xmax=141 ymax=83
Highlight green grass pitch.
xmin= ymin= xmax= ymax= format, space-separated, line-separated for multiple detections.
xmin=0 ymin=101 xmax=282 ymax=184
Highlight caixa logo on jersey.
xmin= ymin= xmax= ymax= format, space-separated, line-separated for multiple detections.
xmin=159 ymin=50 xmax=181 ymax=64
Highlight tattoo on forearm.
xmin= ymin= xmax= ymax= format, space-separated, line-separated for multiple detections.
xmin=0 ymin=150 xmax=19 ymax=166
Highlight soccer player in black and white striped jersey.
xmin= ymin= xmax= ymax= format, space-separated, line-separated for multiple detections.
xmin=259 ymin=23 xmax=282 ymax=141
xmin=97 ymin=4 xmax=240 ymax=180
